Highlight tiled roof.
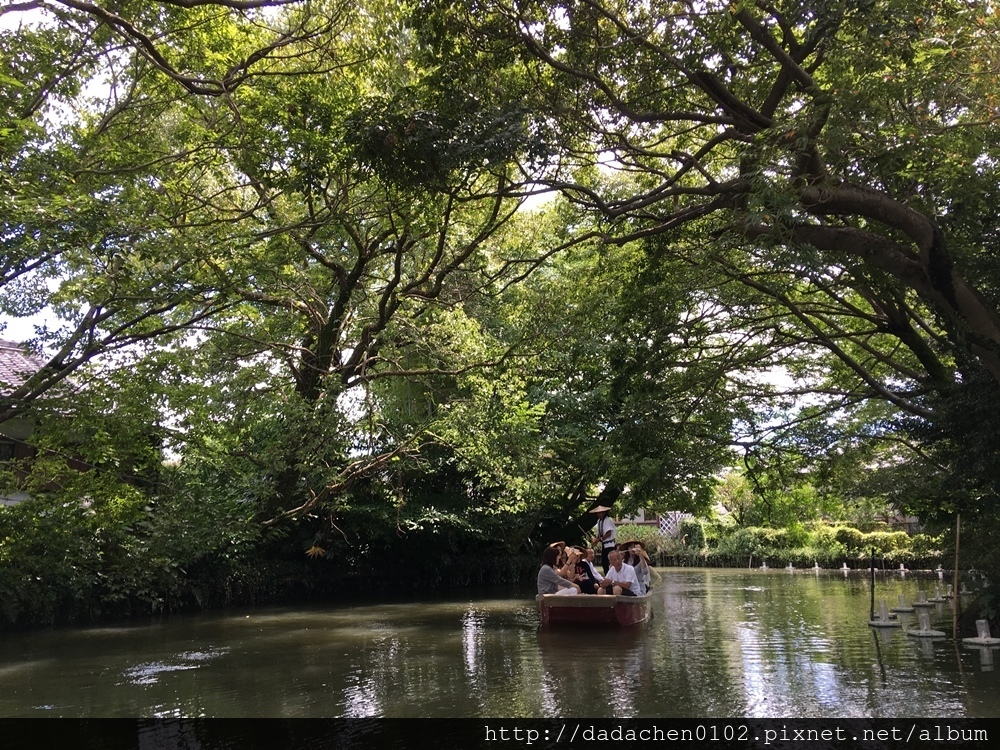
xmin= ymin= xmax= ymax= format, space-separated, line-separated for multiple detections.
xmin=0 ymin=340 xmax=46 ymax=395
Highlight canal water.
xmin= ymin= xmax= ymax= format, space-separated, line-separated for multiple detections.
xmin=0 ymin=568 xmax=997 ymax=718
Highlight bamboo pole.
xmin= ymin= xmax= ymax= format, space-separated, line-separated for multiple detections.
xmin=953 ymin=513 xmax=961 ymax=638
xmin=870 ymin=547 xmax=876 ymax=622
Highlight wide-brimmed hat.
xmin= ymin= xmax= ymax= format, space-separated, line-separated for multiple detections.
xmin=571 ymin=545 xmax=589 ymax=555
xmin=619 ymin=540 xmax=649 ymax=561
xmin=548 ymin=540 xmax=566 ymax=550
xmin=589 ymin=505 xmax=612 ymax=513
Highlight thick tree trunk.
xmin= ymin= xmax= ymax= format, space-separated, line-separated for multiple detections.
xmin=796 ymin=184 xmax=1000 ymax=385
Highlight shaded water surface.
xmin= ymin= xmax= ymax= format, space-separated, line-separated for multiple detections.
xmin=1 ymin=568 xmax=998 ymax=717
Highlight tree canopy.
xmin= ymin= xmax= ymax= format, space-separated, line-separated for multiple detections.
xmin=4 ymin=0 xmax=1000 ymax=584
xmin=412 ymin=0 xmax=1000 ymax=514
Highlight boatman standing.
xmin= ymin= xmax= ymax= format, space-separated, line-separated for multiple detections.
xmin=590 ymin=505 xmax=617 ymax=574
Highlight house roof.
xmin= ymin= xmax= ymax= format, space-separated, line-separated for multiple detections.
xmin=0 ymin=340 xmax=46 ymax=395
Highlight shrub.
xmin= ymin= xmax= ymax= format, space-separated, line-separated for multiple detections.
xmin=679 ymin=518 xmax=706 ymax=550
xmin=697 ymin=520 xmax=941 ymax=568
xmin=648 ymin=535 xmax=698 ymax=564
xmin=0 ymin=471 xmax=262 ymax=628
xmin=701 ymin=517 xmax=727 ymax=544
xmin=714 ymin=526 xmax=767 ymax=559
xmin=909 ymin=533 xmax=944 ymax=559
xmin=861 ymin=530 xmax=910 ymax=556
xmin=784 ymin=522 xmax=810 ymax=549
xmin=833 ymin=526 xmax=866 ymax=551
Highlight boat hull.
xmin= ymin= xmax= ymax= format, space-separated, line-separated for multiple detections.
xmin=536 ymin=593 xmax=652 ymax=627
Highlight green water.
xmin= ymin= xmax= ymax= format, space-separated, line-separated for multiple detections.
xmin=0 ymin=568 xmax=996 ymax=717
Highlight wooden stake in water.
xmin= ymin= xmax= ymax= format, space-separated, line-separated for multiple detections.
xmin=870 ymin=547 xmax=876 ymax=622
xmin=953 ymin=513 xmax=961 ymax=638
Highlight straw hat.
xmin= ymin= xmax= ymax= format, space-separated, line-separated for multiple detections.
xmin=620 ymin=540 xmax=649 ymax=561
xmin=589 ymin=505 xmax=612 ymax=513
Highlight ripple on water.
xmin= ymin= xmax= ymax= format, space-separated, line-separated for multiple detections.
xmin=120 ymin=646 xmax=229 ymax=686
xmin=4 ymin=572 xmax=997 ymax=718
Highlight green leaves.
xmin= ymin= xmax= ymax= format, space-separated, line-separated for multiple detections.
xmin=6 ymin=0 xmax=1000 ymax=607
xmin=346 ymin=94 xmax=531 ymax=189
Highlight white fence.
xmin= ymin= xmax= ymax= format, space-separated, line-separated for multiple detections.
xmin=657 ymin=511 xmax=693 ymax=538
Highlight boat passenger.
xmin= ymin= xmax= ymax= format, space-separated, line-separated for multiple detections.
xmin=537 ymin=545 xmax=580 ymax=596
xmin=549 ymin=541 xmax=572 ymax=578
xmin=621 ymin=553 xmax=645 ymax=596
xmin=597 ymin=550 xmax=638 ymax=596
xmin=635 ymin=545 xmax=652 ymax=592
xmin=569 ymin=545 xmax=601 ymax=594
xmin=555 ymin=544 xmax=576 ymax=580
xmin=582 ymin=547 xmax=602 ymax=582
xmin=621 ymin=541 xmax=651 ymax=595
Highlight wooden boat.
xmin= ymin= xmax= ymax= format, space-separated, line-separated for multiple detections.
xmin=536 ymin=592 xmax=652 ymax=627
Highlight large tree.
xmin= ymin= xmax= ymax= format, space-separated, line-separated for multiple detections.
xmin=9 ymin=0 xmax=1000 ymax=565
xmin=0 ymin=0 xmax=338 ymax=421
xmin=413 ymin=0 xmax=1000 ymax=513
xmin=4 ymin=0 xmax=561 ymax=529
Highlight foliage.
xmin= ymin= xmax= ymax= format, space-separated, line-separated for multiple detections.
xmin=612 ymin=524 xmax=665 ymax=555
xmin=678 ymin=518 xmax=706 ymax=552
xmin=703 ymin=522 xmax=943 ymax=568
xmin=0 ymin=466 xmax=261 ymax=627
xmin=408 ymin=0 xmax=1000 ymax=585
xmin=493 ymin=217 xmax=754 ymax=535
xmin=4 ymin=0 xmax=1000 ymax=625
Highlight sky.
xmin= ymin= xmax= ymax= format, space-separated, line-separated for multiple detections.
xmin=0 ymin=314 xmax=53 ymax=347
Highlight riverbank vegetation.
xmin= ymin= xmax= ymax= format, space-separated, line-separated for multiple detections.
xmin=3 ymin=1 xmax=1000 ymax=628
xmin=616 ymin=522 xmax=943 ymax=570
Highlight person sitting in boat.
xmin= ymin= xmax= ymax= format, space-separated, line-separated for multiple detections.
xmin=620 ymin=549 xmax=645 ymax=596
xmin=582 ymin=547 xmax=602 ymax=582
xmin=538 ymin=544 xmax=581 ymax=596
xmin=620 ymin=541 xmax=651 ymax=595
xmin=553 ymin=542 xmax=574 ymax=579
xmin=596 ymin=550 xmax=638 ymax=596
xmin=549 ymin=541 xmax=576 ymax=583
xmin=568 ymin=545 xmax=601 ymax=594
xmin=636 ymin=545 xmax=652 ymax=591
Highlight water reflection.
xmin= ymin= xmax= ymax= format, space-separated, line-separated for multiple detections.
xmin=122 ymin=648 xmax=230 ymax=686
xmin=966 ymin=645 xmax=999 ymax=671
xmin=535 ymin=626 xmax=648 ymax=717
xmin=0 ymin=571 xmax=999 ymax=717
